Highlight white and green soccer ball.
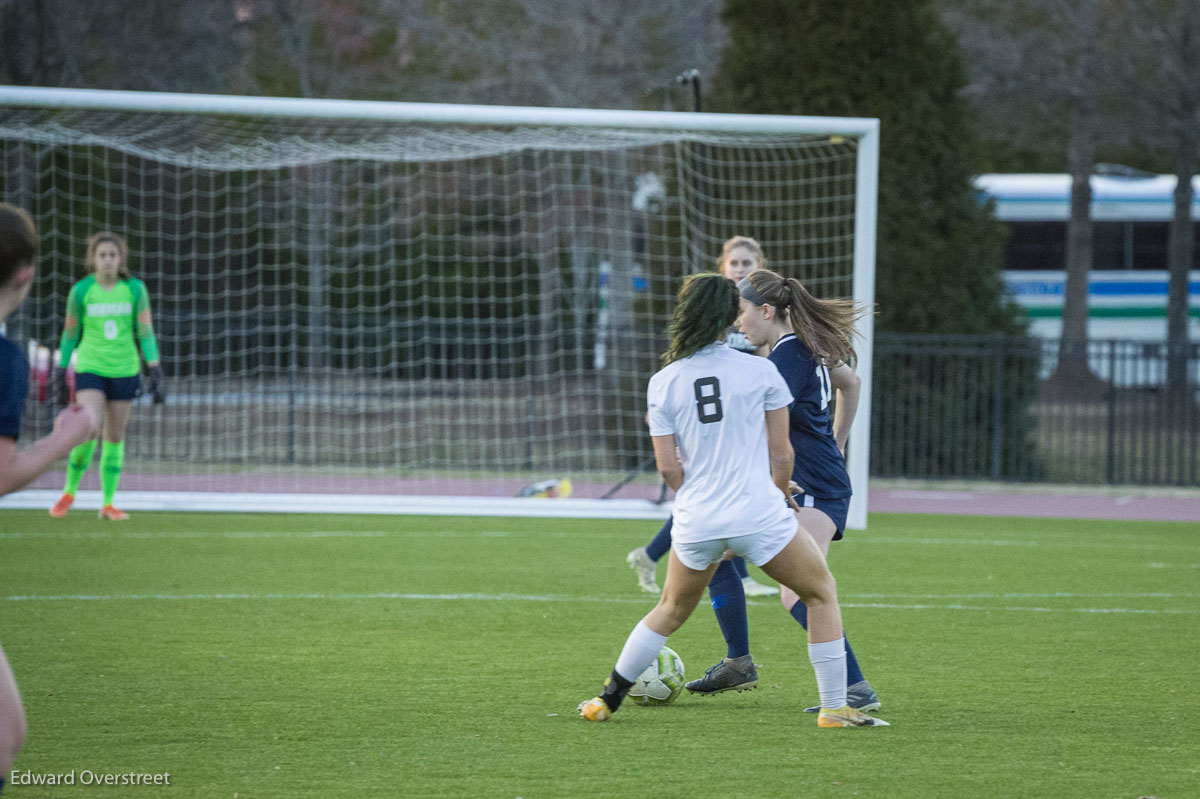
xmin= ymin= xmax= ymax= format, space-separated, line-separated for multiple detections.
xmin=629 ymin=646 xmax=685 ymax=706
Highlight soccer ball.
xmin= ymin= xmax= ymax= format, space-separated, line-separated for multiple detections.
xmin=629 ymin=646 xmax=685 ymax=706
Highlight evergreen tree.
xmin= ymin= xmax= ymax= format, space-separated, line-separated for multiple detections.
xmin=712 ymin=0 xmax=1024 ymax=335
xmin=712 ymin=0 xmax=1041 ymax=480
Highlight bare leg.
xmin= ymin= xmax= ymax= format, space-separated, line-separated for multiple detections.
xmin=643 ymin=549 xmax=718 ymax=636
xmin=102 ymin=399 xmax=133 ymax=443
xmin=780 ymin=508 xmax=837 ymax=611
xmin=73 ymin=389 xmax=106 ymax=424
xmin=757 ymin=527 xmax=843 ymax=643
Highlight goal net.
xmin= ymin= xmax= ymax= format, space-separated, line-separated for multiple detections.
xmin=0 ymin=88 xmax=877 ymax=521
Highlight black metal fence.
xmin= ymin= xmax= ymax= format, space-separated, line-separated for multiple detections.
xmin=872 ymin=334 xmax=1200 ymax=486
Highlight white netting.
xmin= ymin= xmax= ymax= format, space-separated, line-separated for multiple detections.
xmin=1 ymin=95 xmax=868 ymax=499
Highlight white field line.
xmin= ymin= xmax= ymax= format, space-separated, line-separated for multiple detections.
xmin=0 ymin=529 xmax=514 ymax=540
xmin=851 ymin=591 xmax=1200 ymax=599
xmin=3 ymin=528 xmax=1197 ymax=554
xmin=861 ymin=536 xmax=1200 ymax=552
xmin=2 ymin=591 xmax=1196 ymax=615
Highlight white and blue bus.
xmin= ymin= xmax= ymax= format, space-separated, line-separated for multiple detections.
xmin=975 ymin=173 xmax=1200 ymax=342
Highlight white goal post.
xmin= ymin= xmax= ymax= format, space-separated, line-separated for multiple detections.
xmin=0 ymin=86 xmax=878 ymax=526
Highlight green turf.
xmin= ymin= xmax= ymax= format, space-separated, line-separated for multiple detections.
xmin=1 ymin=510 xmax=1197 ymax=798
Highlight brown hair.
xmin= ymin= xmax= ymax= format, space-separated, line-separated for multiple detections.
xmin=716 ymin=236 xmax=766 ymax=273
xmin=86 ymin=231 xmax=131 ymax=279
xmin=742 ymin=269 xmax=871 ymax=368
xmin=0 ymin=203 xmax=37 ymax=287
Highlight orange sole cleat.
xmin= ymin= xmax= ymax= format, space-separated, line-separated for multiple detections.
xmin=49 ymin=493 xmax=74 ymax=518
xmin=818 ymin=705 xmax=891 ymax=728
xmin=577 ymin=697 xmax=613 ymax=722
xmin=98 ymin=505 xmax=129 ymax=521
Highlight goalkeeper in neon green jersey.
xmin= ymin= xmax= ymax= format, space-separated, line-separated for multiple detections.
xmin=49 ymin=231 xmax=163 ymax=521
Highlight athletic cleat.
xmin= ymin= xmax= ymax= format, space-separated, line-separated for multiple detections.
xmin=49 ymin=493 xmax=74 ymax=518
xmin=577 ymin=697 xmax=612 ymax=722
xmin=741 ymin=575 xmax=779 ymax=597
xmin=817 ymin=705 xmax=890 ymax=727
xmin=626 ymin=546 xmax=660 ymax=594
xmin=805 ymin=680 xmax=880 ymax=713
xmin=98 ymin=505 xmax=129 ymax=521
xmin=685 ymin=655 xmax=758 ymax=695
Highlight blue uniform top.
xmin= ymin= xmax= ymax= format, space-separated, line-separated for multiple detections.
xmin=0 ymin=333 xmax=28 ymax=440
xmin=768 ymin=333 xmax=851 ymax=499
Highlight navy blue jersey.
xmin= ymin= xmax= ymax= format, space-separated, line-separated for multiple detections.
xmin=0 ymin=333 xmax=28 ymax=440
xmin=768 ymin=333 xmax=851 ymax=499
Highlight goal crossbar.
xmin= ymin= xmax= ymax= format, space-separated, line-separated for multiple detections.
xmin=0 ymin=85 xmax=879 ymax=136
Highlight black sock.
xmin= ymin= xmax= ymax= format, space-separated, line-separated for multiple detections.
xmin=600 ymin=669 xmax=635 ymax=712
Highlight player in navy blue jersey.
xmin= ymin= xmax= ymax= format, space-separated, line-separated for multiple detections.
xmin=0 ymin=204 xmax=100 ymax=790
xmin=717 ymin=267 xmax=881 ymax=712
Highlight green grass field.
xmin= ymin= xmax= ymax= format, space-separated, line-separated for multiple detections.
xmin=1 ymin=509 xmax=1197 ymax=798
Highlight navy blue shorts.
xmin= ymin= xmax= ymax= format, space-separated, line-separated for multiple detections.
xmin=791 ymin=493 xmax=851 ymax=541
xmin=75 ymin=372 xmax=140 ymax=401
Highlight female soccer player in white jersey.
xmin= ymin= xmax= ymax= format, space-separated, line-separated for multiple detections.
xmin=49 ymin=232 xmax=163 ymax=521
xmin=627 ymin=236 xmax=776 ymax=599
xmin=578 ymin=272 xmax=888 ymax=727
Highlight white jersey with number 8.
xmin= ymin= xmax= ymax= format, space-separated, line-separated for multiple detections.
xmin=646 ymin=341 xmax=795 ymax=544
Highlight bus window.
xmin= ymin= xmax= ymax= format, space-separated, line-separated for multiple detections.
xmin=1004 ymin=221 xmax=1066 ymax=270
xmin=1131 ymin=223 xmax=1168 ymax=270
xmin=1094 ymin=222 xmax=1127 ymax=270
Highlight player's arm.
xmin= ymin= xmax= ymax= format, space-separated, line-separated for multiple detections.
xmin=134 ymin=282 xmax=165 ymax=401
xmin=829 ymin=363 xmax=861 ymax=455
xmin=134 ymin=281 xmax=160 ymax=367
xmin=56 ymin=282 xmax=84 ymax=368
xmin=765 ymin=406 xmax=794 ymax=502
xmin=0 ymin=405 xmax=99 ymax=496
xmin=651 ymin=434 xmax=684 ymax=492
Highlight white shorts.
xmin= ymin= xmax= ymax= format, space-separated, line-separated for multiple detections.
xmin=671 ymin=516 xmax=799 ymax=571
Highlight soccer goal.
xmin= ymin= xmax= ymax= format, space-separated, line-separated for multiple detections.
xmin=0 ymin=86 xmax=878 ymax=525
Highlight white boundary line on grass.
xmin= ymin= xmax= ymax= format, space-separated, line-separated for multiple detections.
xmin=2 ymin=591 xmax=1196 ymax=615
xmin=0 ymin=490 xmax=673 ymax=519
xmin=3 ymin=526 xmax=1193 ymax=557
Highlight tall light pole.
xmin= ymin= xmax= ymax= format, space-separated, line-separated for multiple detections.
xmin=675 ymin=69 xmax=702 ymax=112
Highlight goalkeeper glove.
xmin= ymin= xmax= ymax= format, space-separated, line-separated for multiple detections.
xmin=145 ymin=365 xmax=166 ymax=405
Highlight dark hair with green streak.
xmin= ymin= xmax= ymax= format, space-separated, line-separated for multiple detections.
xmin=661 ymin=272 xmax=739 ymax=366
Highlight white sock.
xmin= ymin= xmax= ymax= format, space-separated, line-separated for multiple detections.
xmin=614 ymin=620 xmax=668 ymax=682
xmin=808 ymin=637 xmax=848 ymax=709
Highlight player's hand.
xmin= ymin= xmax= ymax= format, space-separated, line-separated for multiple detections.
xmin=53 ymin=368 xmax=70 ymax=406
xmin=145 ymin=365 xmax=166 ymax=404
xmin=786 ymin=481 xmax=804 ymax=513
xmin=54 ymin=403 xmax=99 ymax=446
